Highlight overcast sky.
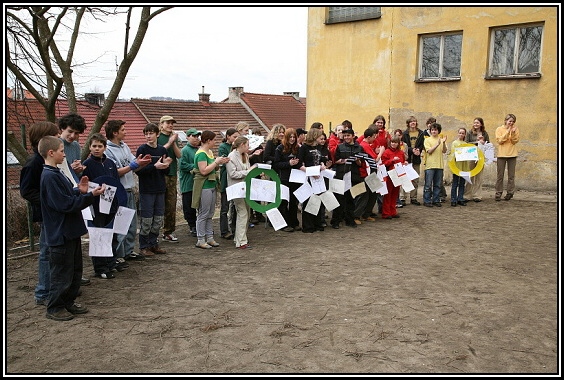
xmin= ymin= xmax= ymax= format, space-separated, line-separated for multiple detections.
xmin=69 ymin=6 xmax=308 ymax=102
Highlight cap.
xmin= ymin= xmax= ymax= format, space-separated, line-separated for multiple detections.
xmin=185 ymin=128 xmax=201 ymax=136
xmin=160 ymin=115 xmax=176 ymax=123
xmin=342 ymin=128 xmax=355 ymax=135
xmin=296 ymin=128 xmax=307 ymax=136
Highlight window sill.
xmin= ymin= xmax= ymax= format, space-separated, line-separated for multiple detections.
xmin=485 ymin=73 xmax=542 ymax=80
xmin=415 ymin=77 xmax=461 ymax=83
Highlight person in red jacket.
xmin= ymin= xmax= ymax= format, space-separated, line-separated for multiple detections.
xmin=357 ymin=128 xmax=378 ymax=221
xmin=327 ymin=124 xmax=343 ymax=161
xmin=380 ymin=135 xmax=406 ymax=219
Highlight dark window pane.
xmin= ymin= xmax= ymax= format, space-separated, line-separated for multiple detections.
xmin=518 ymin=26 xmax=542 ymax=73
xmin=492 ymin=28 xmax=516 ymax=75
xmin=422 ymin=37 xmax=440 ymax=77
xmin=443 ymin=34 xmax=462 ymax=77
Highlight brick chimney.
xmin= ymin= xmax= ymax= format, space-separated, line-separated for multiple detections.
xmin=199 ymin=86 xmax=210 ymax=105
xmin=226 ymin=86 xmax=244 ymax=103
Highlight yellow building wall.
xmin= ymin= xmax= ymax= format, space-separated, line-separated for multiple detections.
xmin=306 ymin=6 xmax=558 ymax=192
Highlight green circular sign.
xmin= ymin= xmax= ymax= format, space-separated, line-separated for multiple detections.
xmin=244 ymin=167 xmax=282 ymax=213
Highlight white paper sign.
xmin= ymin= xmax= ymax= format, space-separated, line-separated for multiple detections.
xmin=226 ymin=182 xmax=246 ymax=200
xmin=257 ymin=163 xmax=271 ymax=170
xmin=265 ymin=208 xmax=287 ymax=231
xmin=394 ymin=163 xmax=407 ymax=177
xmin=321 ymin=169 xmax=336 ymax=179
xmin=343 ymin=171 xmax=352 ymax=191
xmin=99 ymin=184 xmax=117 ymax=214
xmin=304 ymin=194 xmax=322 ymax=215
xmin=293 ymin=182 xmax=313 ymax=203
xmin=247 ymin=134 xmax=265 ymax=151
xmin=404 ymin=163 xmax=420 ymax=180
xmin=364 ymin=172 xmax=384 ymax=193
xmin=289 ymin=168 xmax=307 ymax=184
xmin=318 ymin=191 xmax=339 ymax=212
xmin=455 ymin=146 xmax=479 ymax=161
xmin=329 ymin=178 xmax=345 ymax=194
xmin=305 ymin=165 xmax=321 ymax=176
xmin=349 ymin=182 xmax=367 ymax=198
xmin=113 ymin=206 xmax=135 ymax=235
xmin=280 ymin=184 xmax=289 ymax=201
xmin=309 ymin=176 xmax=327 ymax=194
xmin=250 ymin=178 xmax=276 ymax=203
xmin=87 ymin=226 xmax=114 ymax=257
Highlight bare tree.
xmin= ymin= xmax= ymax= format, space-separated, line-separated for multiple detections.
xmin=6 ymin=6 xmax=172 ymax=161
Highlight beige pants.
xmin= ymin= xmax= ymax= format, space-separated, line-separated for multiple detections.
xmin=233 ymin=198 xmax=250 ymax=247
xmin=465 ymin=164 xmax=484 ymax=200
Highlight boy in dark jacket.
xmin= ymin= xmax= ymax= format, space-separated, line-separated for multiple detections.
xmin=39 ymin=136 xmax=105 ymax=321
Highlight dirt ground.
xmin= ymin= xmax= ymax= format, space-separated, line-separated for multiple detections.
xmin=5 ymin=187 xmax=559 ymax=375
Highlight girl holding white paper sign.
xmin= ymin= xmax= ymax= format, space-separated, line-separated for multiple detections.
xmin=226 ymin=136 xmax=257 ymax=250
xmin=449 ymin=128 xmax=470 ymax=207
xmin=297 ymin=128 xmax=327 ymax=233
xmin=274 ymin=128 xmax=302 ymax=232
xmin=380 ymin=135 xmax=406 ymax=219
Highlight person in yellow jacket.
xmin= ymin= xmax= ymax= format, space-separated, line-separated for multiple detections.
xmin=495 ymin=114 xmax=520 ymax=201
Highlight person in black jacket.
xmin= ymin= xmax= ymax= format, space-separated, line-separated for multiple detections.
xmin=331 ymin=122 xmax=364 ymax=229
xmin=273 ymin=128 xmax=301 ymax=232
xmin=401 ymin=116 xmax=426 ymax=206
xmin=20 ymin=121 xmax=61 ymax=306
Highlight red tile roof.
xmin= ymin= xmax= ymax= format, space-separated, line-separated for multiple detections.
xmin=238 ymin=92 xmax=306 ymax=131
xmin=6 ymin=98 xmax=147 ymax=154
xmin=130 ymin=98 xmax=264 ymax=148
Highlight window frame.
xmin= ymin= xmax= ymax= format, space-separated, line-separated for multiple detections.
xmin=486 ymin=23 xmax=543 ymax=80
xmin=416 ymin=31 xmax=463 ymax=82
xmin=325 ymin=7 xmax=382 ymax=25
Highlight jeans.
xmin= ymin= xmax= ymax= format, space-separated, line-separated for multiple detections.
xmin=34 ymin=223 xmax=50 ymax=302
xmin=115 ymin=190 xmax=137 ymax=258
xmin=423 ymin=168 xmax=443 ymax=204
xmin=451 ymin=174 xmax=466 ymax=203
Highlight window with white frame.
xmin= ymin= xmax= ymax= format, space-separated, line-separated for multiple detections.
xmin=418 ymin=33 xmax=462 ymax=80
xmin=326 ymin=7 xmax=381 ymax=24
xmin=488 ymin=24 xmax=543 ymax=77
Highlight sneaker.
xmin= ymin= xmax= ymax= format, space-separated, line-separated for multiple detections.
xmin=195 ymin=242 xmax=212 ymax=249
xmin=206 ymin=240 xmax=220 ymax=247
xmin=162 ymin=233 xmax=179 ymax=243
xmin=457 ymin=201 xmax=467 ymax=206
xmin=354 ymin=218 xmax=362 ymax=225
xmin=424 ymin=203 xmax=433 ymax=207
xmin=400 ymin=200 xmax=407 ymax=207
xmin=504 ymin=193 xmax=513 ymax=201
xmin=66 ymin=302 xmax=89 ymax=314
xmin=96 ymin=272 xmax=115 ymax=279
xmin=473 ymin=198 xmax=482 ymax=203
xmin=139 ymin=248 xmax=155 ymax=257
xmin=190 ymin=227 xmax=197 ymax=237
xmin=115 ymin=263 xmax=128 ymax=272
xmin=433 ymin=202 xmax=442 ymax=207
xmin=281 ymin=226 xmax=294 ymax=232
xmin=35 ymin=298 xmax=48 ymax=306
xmin=80 ymin=277 xmax=91 ymax=286
xmin=150 ymin=245 xmax=167 ymax=254
xmin=125 ymin=252 xmax=146 ymax=261
xmin=237 ymin=244 xmax=252 ymax=250
xmin=46 ymin=309 xmax=74 ymax=321
xmin=451 ymin=202 xmax=457 ymax=207
xmin=396 ymin=203 xmax=403 ymax=208
xmin=411 ymin=200 xmax=421 ymax=206
xmin=221 ymin=233 xmax=234 ymax=239
xmin=116 ymin=258 xmax=130 ymax=268
xmin=293 ymin=226 xmax=302 ymax=231
xmin=361 ymin=216 xmax=376 ymax=222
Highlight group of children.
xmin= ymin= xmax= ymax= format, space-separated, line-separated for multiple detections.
xmin=22 ymin=112 xmax=518 ymax=321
